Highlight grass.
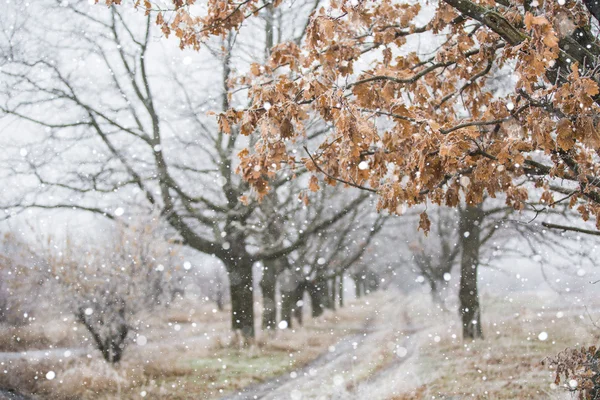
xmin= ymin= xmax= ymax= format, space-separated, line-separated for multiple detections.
xmin=150 ymin=349 xmax=293 ymax=399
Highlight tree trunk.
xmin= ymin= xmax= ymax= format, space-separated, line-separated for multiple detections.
xmin=215 ymin=287 xmax=224 ymax=312
xmin=429 ymin=278 xmax=440 ymax=303
xmin=280 ymin=269 xmax=301 ymax=329
xmin=260 ymin=260 xmax=278 ymax=331
xmin=329 ymin=277 xmax=337 ymax=311
xmin=430 ymin=279 xmax=449 ymax=311
xmin=280 ymin=290 xmax=294 ymax=329
xmin=307 ymin=278 xmax=324 ymax=318
xmin=77 ymin=304 xmax=129 ymax=364
xmin=292 ymin=282 xmax=305 ymax=326
xmin=228 ymin=263 xmax=255 ymax=340
xmin=353 ymin=274 xmax=362 ymax=298
xmin=458 ymin=204 xmax=484 ymax=340
xmin=338 ymin=273 xmax=344 ymax=308
xmin=366 ymin=270 xmax=379 ymax=293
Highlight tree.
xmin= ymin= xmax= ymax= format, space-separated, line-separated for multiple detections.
xmin=458 ymin=204 xmax=485 ymax=339
xmin=408 ymin=200 xmax=518 ymax=338
xmin=194 ymin=265 xmax=229 ymax=312
xmin=108 ymin=0 xmax=600 ymax=238
xmin=255 ymin=186 xmax=377 ymax=330
xmin=351 ymin=265 xmax=380 ymax=299
xmin=409 ymin=207 xmax=460 ymax=308
xmin=292 ymin=204 xmax=386 ymax=319
xmin=41 ymin=218 xmax=182 ymax=363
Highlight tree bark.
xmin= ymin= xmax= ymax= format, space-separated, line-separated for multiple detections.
xmin=365 ymin=270 xmax=379 ymax=293
xmin=279 ymin=269 xmax=300 ymax=329
xmin=215 ymin=287 xmax=224 ymax=312
xmin=292 ymin=282 xmax=304 ymax=326
xmin=458 ymin=204 xmax=484 ymax=340
xmin=228 ymin=262 xmax=255 ymax=340
xmin=429 ymin=279 xmax=450 ymax=311
xmin=77 ymin=303 xmax=129 ymax=364
xmin=260 ymin=260 xmax=278 ymax=331
xmin=429 ymin=278 xmax=440 ymax=303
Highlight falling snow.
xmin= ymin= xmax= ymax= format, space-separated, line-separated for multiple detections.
xmin=0 ymin=1 xmax=598 ymax=399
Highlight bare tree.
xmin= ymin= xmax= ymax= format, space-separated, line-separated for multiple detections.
xmin=41 ymin=217 xmax=182 ymax=363
xmin=405 ymin=200 xmax=515 ymax=339
xmin=409 ymin=207 xmax=460 ymax=308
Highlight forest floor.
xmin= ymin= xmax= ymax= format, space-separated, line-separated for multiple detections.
xmin=0 ymin=289 xmax=597 ymax=399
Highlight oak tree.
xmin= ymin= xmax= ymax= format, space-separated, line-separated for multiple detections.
xmin=104 ymin=0 xmax=600 ymax=238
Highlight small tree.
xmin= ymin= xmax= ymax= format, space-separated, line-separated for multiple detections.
xmin=43 ymin=218 xmax=182 ymax=363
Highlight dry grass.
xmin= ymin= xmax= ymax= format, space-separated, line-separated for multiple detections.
xmin=3 ymin=290 xmax=591 ymax=400
xmin=0 ymin=318 xmax=89 ymax=352
xmin=398 ymin=292 xmax=598 ymax=400
xmin=0 ymin=357 xmax=136 ymax=400
xmin=0 ymin=294 xmax=383 ymax=399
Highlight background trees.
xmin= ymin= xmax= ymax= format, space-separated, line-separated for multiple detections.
xmin=0 ymin=232 xmax=42 ymax=326
xmin=409 ymin=207 xmax=460 ymax=309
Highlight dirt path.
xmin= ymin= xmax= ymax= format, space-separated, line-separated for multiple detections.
xmin=221 ymin=328 xmax=378 ymax=400
xmin=351 ymin=325 xmax=426 ymax=399
xmin=221 ymin=297 xmax=429 ymax=400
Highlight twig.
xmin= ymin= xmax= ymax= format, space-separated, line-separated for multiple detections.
xmin=303 ymin=146 xmax=377 ymax=193
xmin=541 ymin=222 xmax=600 ymax=236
